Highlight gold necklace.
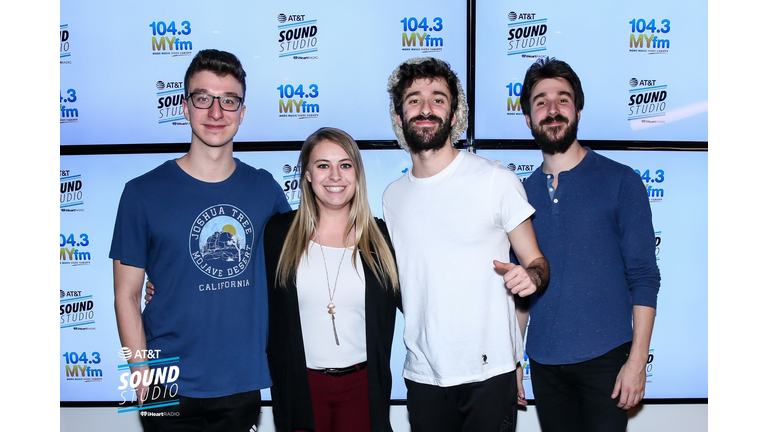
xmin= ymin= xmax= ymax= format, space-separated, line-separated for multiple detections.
xmin=315 ymin=231 xmax=345 ymax=346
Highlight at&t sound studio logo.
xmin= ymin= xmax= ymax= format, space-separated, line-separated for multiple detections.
xmin=281 ymin=163 xmax=301 ymax=208
xmin=60 ymin=291 xmax=95 ymax=329
xmin=506 ymin=162 xmax=536 ymax=182
xmin=61 ymin=169 xmax=84 ymax=211
xmin=646 ymin=349 xmax=655 ymax=383
xmin=156 ymin=80 xmax=187 ymax=125
xmin=507 ymin=11 xmax=547 ymax=57
xmin=60 ymin=24 xmax=71 ymax=64
xmin=278 ymin=14 xmax=319 ymax=59
xmin=628 ymin=78 xmax=667 ymax=124
xmin=117 ymin=347 xmax=181 ymax=412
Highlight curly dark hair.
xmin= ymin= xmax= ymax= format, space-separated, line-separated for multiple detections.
xmin=388 ymin=57 xmax=460 ymax=120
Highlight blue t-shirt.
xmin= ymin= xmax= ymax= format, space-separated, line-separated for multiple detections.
xmin=110 ymin=158 xmax=291 ymax=398
xmin=524 ymin=150 xmax=660 ymax=365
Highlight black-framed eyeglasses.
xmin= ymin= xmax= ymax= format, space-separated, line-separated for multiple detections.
xmin=186 ymin=92 xmax=243 ymax=111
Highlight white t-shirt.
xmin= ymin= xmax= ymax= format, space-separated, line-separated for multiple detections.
xmin=383 ymin=151 xmax=534 ymax=387
xmin=296 ymin=241 xmax=367 ymax=369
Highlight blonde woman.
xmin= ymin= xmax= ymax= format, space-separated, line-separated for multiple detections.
xmin=264 ymin=127 xmax=400 ymax=432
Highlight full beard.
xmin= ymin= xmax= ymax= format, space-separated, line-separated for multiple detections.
xmin=403 ymin=114 xmax=453 ymax=153
xmin=531 ymin=114 xmax=578 ymax=155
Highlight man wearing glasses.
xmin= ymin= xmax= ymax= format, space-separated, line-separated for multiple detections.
xmin=111 ymin=49 xmax=290 ymax=431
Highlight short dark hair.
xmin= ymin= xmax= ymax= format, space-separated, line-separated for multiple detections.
xmin=184 ymin=49 xmax=247 ymax=101
xmin=520 ymin=57 xmax=584 ymax=117
xmin=388 ymin=57 xmax=460 ymax=119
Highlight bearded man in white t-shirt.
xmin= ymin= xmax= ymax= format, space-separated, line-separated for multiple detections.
xmin=382 ymin=57 xmax=550 ymax=432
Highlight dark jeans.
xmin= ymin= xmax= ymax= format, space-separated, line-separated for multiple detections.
xmin=139 ymin=384 xmax=262 ymax=432
xmin=405 ymin=370 xmax=518 ymax=432
xmin=530 ymin=342 xmax=632 ymax=432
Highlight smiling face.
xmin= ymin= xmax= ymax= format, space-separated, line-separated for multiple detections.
xmin=182 ymin=70 xmax=246 ymax=149
xmin=305 ymin=139 xmax=357 ymax=214
xmin=397 ymin=77 xmax=456 ymax=153
xmin=525 ymin=77 xmax=580 ymax=155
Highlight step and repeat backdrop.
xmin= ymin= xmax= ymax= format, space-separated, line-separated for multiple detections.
xmin=60 ymin=149 xmax=707 ymax=404
xmin=60 ymin=0 xmax=707 ymax=406
xmin=60 ymin=0 xmax=707 ymax=145
xmin=474 ymin=0 xmax=708 ymax=142
xmin=59 ymin=0 xmax=467 ymax=145
xmin=477 ymin=149 xmax=708 ymax=400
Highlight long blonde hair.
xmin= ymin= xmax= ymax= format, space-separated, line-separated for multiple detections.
xmin=276 ymin=127 xmax=399 ymax=291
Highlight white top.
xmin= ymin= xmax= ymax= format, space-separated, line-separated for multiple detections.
xmin=296 ymin=241 xmax=367 ymax=368
xmin=383 ymin=151 xmax=534 ymax=386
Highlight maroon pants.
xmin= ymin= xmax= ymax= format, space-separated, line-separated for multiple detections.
xmin=296 ymin=367 xmax=371 ymax=432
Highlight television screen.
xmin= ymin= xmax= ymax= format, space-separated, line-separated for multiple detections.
xmin=60 ymin=0 xmax=707 ymax=405
xmin=61 ymin=148 xmax=707 ymax=402
xmin=60 ymin=148 xmax=414 ymax=402
xmin=473 ymin=0 xmax=708 ymax=143
xmin=60 ymin=0 xmax=467 ymax=146
xmin=476 ymin=148 xmax=708 ymax=399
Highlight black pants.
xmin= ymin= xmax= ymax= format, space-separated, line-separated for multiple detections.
xmin=140 ymin=383 xmax=262 ymax=432
xmin=405 ymin=371 xmax=517 ymax=432
xmin=530 ymin=342 xmax=632 ymax=432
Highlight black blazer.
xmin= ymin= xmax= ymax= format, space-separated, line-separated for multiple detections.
xmin=264 ymin=210 xmax=399 ymax=432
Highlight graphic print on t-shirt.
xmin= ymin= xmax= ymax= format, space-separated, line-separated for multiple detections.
xmin=188 ymin=204 xmax=254 ymax=280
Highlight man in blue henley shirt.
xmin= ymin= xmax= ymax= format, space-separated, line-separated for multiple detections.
xmin=518 ymin=58 xmax=661 ymax=432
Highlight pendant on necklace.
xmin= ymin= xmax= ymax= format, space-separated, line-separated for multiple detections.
xmin=327 ymin=302 xmax=336 ymax=314
xmin=331 ymin=314 xmax=340 ymax=345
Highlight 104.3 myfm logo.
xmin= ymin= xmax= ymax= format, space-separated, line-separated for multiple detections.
xmin=63 ymin=351 xmax=103 ymax=382
xmin=277 ymin=83 xmax=320 ymax=118
xmin=505 ymin=82 xmax=524 ymax=116
xmin=150 ymin=20 xmax=193 ymax=56
xmin=628 ymin=18 xmax=671 ymax=54
xmin=60 ymin=233 xmax=91 ymax=266
xmin=60 ymin=88 xmax=78 ymax=123
xmin=634 ymin=167 xmax=665 ymax=202
xmin=400 ymin=16 xmax=445 ymax=52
